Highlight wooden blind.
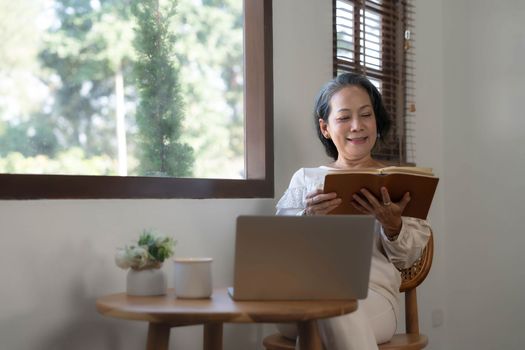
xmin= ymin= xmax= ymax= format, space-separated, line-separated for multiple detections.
xmin=333 ymin=0 xmax=415 ymax=164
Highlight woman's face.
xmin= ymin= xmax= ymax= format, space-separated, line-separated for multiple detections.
xmin=319 ymin=85 xmax=377 ymax=163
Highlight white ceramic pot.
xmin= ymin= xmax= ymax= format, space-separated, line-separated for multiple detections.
xmin=126 ymin=267 xmax=167 ymax=296
xmin=173 ymin=258 xmax=213 ymax=299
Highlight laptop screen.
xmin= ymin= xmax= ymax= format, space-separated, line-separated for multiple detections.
xmin=231 ymin=215 xmax=375 ymax=300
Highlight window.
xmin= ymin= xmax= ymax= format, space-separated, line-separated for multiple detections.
xmin=333 ymin=0 xmax=415 ymax=164
xmin=0 ymin=0 xmax=273 ymax=199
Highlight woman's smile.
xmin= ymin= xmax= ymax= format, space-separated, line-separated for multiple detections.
xmin=347 ymin=136 xmax=369 ymax=144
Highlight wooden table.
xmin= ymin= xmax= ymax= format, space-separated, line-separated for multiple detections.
xmin=96 ymin=288 xmax=357 ymax=350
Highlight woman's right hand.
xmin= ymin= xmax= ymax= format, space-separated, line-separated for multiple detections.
xmin=304 ymin=189 xmax=342 ymax=215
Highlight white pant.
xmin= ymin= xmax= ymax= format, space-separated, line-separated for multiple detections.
xmin=276 ymin=289 xmax=396 ymax=350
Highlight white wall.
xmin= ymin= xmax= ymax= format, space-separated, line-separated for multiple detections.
xmin=415 ymin=1 xmax=525 ymax=348
xmin=440 ymin=0 xmax=525 ymax=349
xmin=273 ymin=0 xmax=331 ymax=197
xmin=414 ymin=1 xmax=446 ymax=349
xmin=0 ymin=1 xmax=331 ymax=349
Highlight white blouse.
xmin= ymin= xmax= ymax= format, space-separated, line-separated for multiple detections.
xmin=276 ymin=167 xmax=432 ymax=320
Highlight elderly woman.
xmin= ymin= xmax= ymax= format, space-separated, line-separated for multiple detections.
xmin=275 ymin=73 xmax=431 ymax=350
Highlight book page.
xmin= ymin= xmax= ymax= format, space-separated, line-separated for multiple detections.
xmin=380 ymin=166 xmax=434 ymax=176
xmin=326 ymin=166 xmax=434 ymax=177
xmin=326 ymin=168 xmax=382 ymax=175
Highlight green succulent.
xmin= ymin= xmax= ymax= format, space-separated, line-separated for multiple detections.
xmin=138 ymin=230 xmax=176 ymax=263
xmin=116 ymin=229 xmax=176 ymax=270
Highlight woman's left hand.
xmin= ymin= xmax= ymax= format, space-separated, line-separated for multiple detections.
xmin=351 ymin=187 xmax=411 ymax=238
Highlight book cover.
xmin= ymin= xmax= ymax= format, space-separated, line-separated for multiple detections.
xmin=323 ymin=167 xmax=439 ymax=219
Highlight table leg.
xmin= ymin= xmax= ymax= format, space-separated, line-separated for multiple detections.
xmin=203 ymin=322 xmax=223 ymax=350
xmin=146 ymin=323 xmax=170 ymax=350
xmin=297 ymin=320 xmax=323 ymax=350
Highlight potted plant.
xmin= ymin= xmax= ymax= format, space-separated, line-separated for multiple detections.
xmin=115 ymin=230 xmax=176 ymax=296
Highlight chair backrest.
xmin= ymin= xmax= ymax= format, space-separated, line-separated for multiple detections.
xmin=396 ymin=231 xmax=434 ymax=334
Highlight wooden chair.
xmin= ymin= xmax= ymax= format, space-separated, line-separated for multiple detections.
xmin=263 ymin=232 xmax=434 ymax=350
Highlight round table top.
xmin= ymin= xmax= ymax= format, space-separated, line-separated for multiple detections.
xmin=96 ymin=288 xmax=357 ymax=324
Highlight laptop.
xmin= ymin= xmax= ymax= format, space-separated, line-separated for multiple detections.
xmin=229 ymin=215 xmax=375 ymax=301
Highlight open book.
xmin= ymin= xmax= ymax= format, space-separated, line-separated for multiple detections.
xmin=323 ymin=166 xmax=439 ymax=219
